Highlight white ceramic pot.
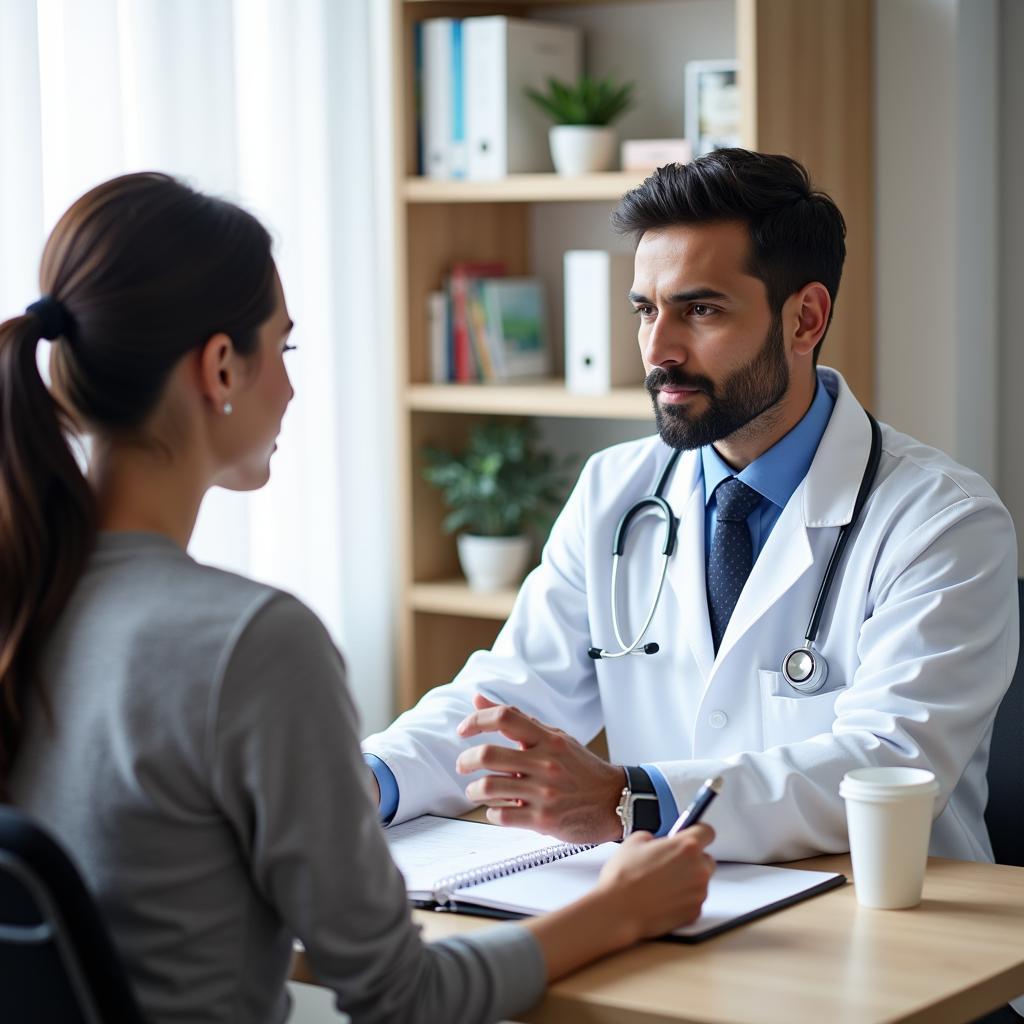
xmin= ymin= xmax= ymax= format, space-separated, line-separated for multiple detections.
xmin=456 ymin=534 xmax=532 ymax=592
xmin=549 ymin=125 xmax=617 ymax=176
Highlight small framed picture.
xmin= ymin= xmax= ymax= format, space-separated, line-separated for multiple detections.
xmin=685 ymin=59 xmax=741 ymax=157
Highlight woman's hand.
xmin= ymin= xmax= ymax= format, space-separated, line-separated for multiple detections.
xmin=597 ymin=825 xmax=716 ymax=942
xmin=524 ymin=825 xmax=715 ymax=982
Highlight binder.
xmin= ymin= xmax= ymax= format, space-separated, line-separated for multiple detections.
xmin=564 ymin=250 xmax=641 ymax=394
xmin=422 ymin=18 xmax=455 ymax=179
xmin=463 ymin=17 xmax=582 ymax=179
xmin=450 ymin=21 xmax=467 ymax=178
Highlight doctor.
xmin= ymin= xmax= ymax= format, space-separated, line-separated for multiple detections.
xmin=363 ymin=148 xmax=1018 ymax=864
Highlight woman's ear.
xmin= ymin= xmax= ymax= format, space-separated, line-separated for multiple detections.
xmin=198 ymin=332 xmax=237 ymax=413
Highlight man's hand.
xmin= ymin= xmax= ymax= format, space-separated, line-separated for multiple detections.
xmin=455 ymin=694 xmax=625 ymax=843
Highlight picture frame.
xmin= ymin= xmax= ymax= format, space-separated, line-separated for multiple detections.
xmin=685 ymin=59 xmax=741 ymax=157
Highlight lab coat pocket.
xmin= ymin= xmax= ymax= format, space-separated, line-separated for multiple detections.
xmin=759 ymin=669 xmax=844 ymax=749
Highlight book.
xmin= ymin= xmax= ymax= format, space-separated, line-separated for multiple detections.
xmin=466 ymin=280 xmax=496 ymax=381
xmin=427 ymin=290 xmax=450 ymax=382
xmin=386 ymin=815 xmax=846 ymax=942
xmin=463 ymin=17 xmax=583 ymax=179
xmin=448 ymin=261 xmax=505 ymax=382
xmin=478 ymin=277 xmax=550 ymax=380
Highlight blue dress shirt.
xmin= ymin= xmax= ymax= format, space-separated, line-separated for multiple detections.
xmin=701 ymin=380 xmax=835 ymax=569
xmin=369 ymin=382 xmax=836 ymax=832
xmin=365 ymin=752 xmax=399 ymax=823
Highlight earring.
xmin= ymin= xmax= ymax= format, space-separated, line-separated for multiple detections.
xmin=222 ymin=402 xmax=233 ymax=415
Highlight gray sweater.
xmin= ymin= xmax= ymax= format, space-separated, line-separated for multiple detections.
xmin=11 ymin=532 xmax=545 ymax=1024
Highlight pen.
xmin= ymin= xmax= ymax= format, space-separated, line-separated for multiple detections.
xmin=666 ymin=776 xmax=723 ymax=837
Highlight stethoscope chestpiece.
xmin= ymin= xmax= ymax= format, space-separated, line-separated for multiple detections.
xmin=782 ymin=644 xmax=829 ymax=694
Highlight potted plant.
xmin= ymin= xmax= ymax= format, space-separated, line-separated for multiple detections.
xmin=525 ymin=74 xmax=636 ymax=176
xmin=422 ymin=420 xmax=570 ymax=591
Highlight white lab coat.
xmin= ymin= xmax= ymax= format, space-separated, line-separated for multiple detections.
xmin=364 ymin=368 xmax=1019 ymax=863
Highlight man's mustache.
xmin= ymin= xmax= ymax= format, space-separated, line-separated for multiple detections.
xmin=644 ymin=367 xmax=716 ymax=394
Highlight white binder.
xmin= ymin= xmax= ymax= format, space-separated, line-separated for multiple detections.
xmin=421 ymin=18 xmax=454 ymax=179
xmin=463 ymin=17 xmax=582 ymax=180
xmin=564 ymin=250 xmax=640 ymax=394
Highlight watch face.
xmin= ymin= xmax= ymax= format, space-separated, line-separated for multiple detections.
xmin=615 ymin=786 xmax=631 ymax=839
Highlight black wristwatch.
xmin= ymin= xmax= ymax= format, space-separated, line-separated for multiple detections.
xmin=614 ymin=765 xmax=661 ymax=838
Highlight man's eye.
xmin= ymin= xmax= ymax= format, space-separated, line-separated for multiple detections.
xmin=632 ymin=305 xmax=656 ymax=318
xmin=691 ymin=304 xmax=714 ymax=317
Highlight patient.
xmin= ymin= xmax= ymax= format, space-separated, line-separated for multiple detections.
xmin=0 ymin=173 xmax=714 ymax=1024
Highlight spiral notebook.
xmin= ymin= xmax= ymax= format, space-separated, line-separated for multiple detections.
xmin=385 ymin=815 xmax=845 ymax=942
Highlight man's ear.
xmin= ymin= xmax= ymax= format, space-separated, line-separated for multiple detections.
xmin=198 ymin=332 xmax=236 ymax=412
xmin=789 ymin=283 xmax=831 ymax=357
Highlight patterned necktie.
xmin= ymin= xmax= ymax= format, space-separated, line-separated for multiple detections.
xmin=706 ymin=477 xmax=762 ymax=653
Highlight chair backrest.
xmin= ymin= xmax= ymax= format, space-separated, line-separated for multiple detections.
xmin=0 ymin=806 xmax=147 ymax=1024
xmin=984 ymin=579 xmax=1024 ymax=867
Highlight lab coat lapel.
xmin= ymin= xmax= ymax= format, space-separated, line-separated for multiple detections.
xmin=663 ymin=451 xmax=715 ymax=681
xmin=712 ymin=368 xmax=874 ymax=667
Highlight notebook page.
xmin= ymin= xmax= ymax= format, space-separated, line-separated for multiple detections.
xmin=453 ymin=844 xmax=842 ymax=937
xmin=385 ymin=815 xmax=565 ymax=900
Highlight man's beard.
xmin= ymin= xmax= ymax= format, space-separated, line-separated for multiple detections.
xmin=646 ymin=314 xmax=789 ymax=451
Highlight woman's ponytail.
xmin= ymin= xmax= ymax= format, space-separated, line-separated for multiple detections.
xmin=0 ymin=311 xmax=95 ymax=796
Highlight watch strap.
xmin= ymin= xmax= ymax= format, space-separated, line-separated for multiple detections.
xmin=622 ymin=765 xmax=661 ymax=835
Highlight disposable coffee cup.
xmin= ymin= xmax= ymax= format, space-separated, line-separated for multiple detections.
xmin=839 ymin=767 xmax=940 ymax=909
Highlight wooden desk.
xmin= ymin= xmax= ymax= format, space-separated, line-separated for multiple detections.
xmin=293 ymin=854 xmax=1024 ymax=1023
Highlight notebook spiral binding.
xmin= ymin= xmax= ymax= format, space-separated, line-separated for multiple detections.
xmin=432 ymin=841 xmax=595 ymax=904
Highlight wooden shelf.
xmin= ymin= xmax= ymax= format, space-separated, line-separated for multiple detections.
xmin=407 ymin=380 xmax=653 ymax=419
xmin=403 ymin=172 xmax=648 ymax=204
xmin=410 ymin=579 xmax=518 ymax=619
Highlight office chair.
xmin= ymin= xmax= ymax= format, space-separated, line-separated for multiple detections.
xmin=0 ymin=805 xmax=146 ymax=1023
xmin=983 ymin=578 xmax=1024 ymax=868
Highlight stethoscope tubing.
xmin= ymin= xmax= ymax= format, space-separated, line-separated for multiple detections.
xmin=801 ymin=412 xmax=882 ymax=646
xmin=605 ymin=549 xmax=671 ymax=657
xmin=589 ymin=410 xmax=883 ymax=691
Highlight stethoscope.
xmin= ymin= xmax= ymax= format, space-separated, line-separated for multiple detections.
xmin=587 ymin=411 xmax=883 ymax=694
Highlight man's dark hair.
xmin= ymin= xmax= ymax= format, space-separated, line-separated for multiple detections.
xmin=611 ymin=148 xmax=846 ymax=356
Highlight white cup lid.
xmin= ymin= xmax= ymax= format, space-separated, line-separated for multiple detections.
xmin=839 ymin=767 xmax=940 ymax=802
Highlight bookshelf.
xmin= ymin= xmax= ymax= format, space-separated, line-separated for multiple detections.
xmin=389 ymin=0 xmax=873 ymax=711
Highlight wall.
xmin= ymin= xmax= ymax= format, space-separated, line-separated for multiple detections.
xmin=874 ymin=0 xmax=998 ymax=485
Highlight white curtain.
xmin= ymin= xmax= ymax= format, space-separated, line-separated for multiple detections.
xmin=0 ymin=0 xmax=396 ymax=733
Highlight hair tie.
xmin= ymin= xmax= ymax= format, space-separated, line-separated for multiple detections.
xmin=25 ymin=295 xmax=73 ymax=341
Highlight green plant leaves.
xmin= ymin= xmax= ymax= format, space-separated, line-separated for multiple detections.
xmin=525 ymin=75 xmax=636 ymax=127
xmin=422 ymin=419 xmax=573 ymax=537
